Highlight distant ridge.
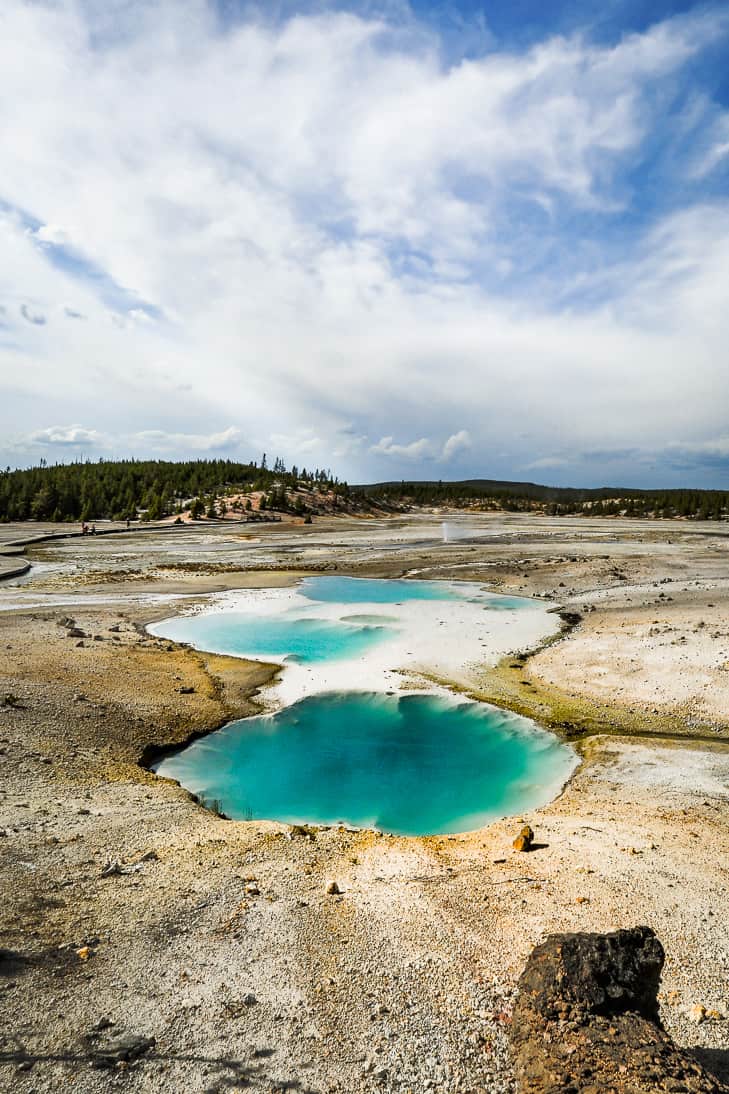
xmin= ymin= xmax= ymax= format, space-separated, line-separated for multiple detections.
xmin=353 ymin=478 xmax=728 ymax=519
xmin=355 ymin=477 xmax=638 ymax=500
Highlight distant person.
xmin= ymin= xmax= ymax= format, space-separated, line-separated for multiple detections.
xmin=126 ymin=518 xmax=131 ymax=529
xmin=81 ymin=522 xmax=88 ymax=535
xmin=91 ymin=524 xmax=96 ymax=535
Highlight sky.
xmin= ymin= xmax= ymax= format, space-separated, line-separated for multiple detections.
xmin=1 ymin=0 xmax=728 ymax=488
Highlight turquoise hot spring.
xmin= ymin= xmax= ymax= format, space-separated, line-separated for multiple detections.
xmin=151 ymin=576 xmax=576 ymax=836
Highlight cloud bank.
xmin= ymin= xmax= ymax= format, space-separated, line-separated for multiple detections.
xmin=1 ymin=1 xmax=728 ymax=485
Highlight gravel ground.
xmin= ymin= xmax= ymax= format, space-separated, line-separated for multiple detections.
xmin=1 ymin=515 xmax=728 ymax=1092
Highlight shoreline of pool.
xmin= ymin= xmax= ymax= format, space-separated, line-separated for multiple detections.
xmin=146 ymin=575 xmax=579 ymax=835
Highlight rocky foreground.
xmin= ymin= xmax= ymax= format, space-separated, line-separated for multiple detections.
xmin=511 ymin=927 xmax=728 ymax=1093
xmin=1 ymin=514 xmax=728 ymax=1092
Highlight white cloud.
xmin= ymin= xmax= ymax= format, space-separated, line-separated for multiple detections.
xmin=372 ymin=436 xmax=432 ymax=460
xmin=34 ymin=223 xmax=72 ymax=246
xmin=131 ymin=426 xmax=242 ymax=452
xmin=20 ymin=303 xmax=46 ymax=326
xmin=327 ymin=428 xmax=467 ymax=465
xmin=441 ymin=430 xmax=471 ymax=461
xmin=18 ymin=424 xmax=244 ymax=456
xmin=29 ymin=424 xmax=107 ymax=447
xmin=690 ymin=113 xmax=729 ymax=177
xmin=269 ymin=430 xmax=322 ymax=457
xmin=665 ymin=436 xmax=729 ymax=459
xmin=0 ymin=3 xmax=727 ymax=483
xmin=524 ymin=456 xmax=570 ymax=471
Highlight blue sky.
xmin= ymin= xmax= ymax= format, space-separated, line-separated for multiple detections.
xmin=415 ymin=0 xmax=723 ymax=46
xmin=1 ymin=0 xmax=728 ymax=486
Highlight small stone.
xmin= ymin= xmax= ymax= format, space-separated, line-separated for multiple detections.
xmin=241 ymin=993 xmax=257 ymax=1007
xmin=513 ymin=825 xmax=534 ymax=852
xmin=178 ymin=685 xmax=195 ymax=694
xmin=687 ymin=1004 xmax=707 ymax=1024
xmin=325 ymin=880 xmax=341 ymax=895
xmin=73 ymin=693 xmax=87 ymax=702
xmin=76 ymin=946 xmax=91 ymax=961
xmin=91 ymin=1033 xmax=155 ymax=1068
xmin=288 ymin=823 xmax=316 ymax=840
xmin=91 ymin=1017 xmax=115 ymax=1032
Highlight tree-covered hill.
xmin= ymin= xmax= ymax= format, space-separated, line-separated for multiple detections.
xmin=2 ymin=460 xmax=726 ymax=523
xmin=0 ymin=457 xmax=348 ymax=523
xmin=356 ymin=479 xmax=729 ymax=520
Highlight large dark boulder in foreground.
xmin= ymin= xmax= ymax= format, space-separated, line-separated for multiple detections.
xmin=510 ymin=927 xmax=728 ymax=1093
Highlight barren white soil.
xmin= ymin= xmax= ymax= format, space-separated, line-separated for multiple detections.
xmin=1 ymin=513 xmax=728 ymax=1092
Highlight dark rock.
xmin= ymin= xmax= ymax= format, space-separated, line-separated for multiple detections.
xmin=517 ymin=925 xmax=662 ymax=1021
xmin=0 ymin=948 xmax=29 ymax=975
xmin=510 ymin=927 xmax=728 ymax=1093
xmin=66 ymin=628 xmax=87 ymax=638
xmin=91 ymin=1032 xmax=155 ymax=1068
xmin=559 ymin=611 xmax=583 ymax=627
xmin=89 ymin=1017 xmax=115 ymax=1033
xmin=178 ymin=685 xmax=195 ymax=694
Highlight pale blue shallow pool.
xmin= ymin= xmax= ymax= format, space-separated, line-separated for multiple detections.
xmin=298 ymin=575 xmax=466 ymax=603
xmin=150 ymin=577 xmax=574 ymax=834
xmin=150 ymin=612 xmax=393 ymax=664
